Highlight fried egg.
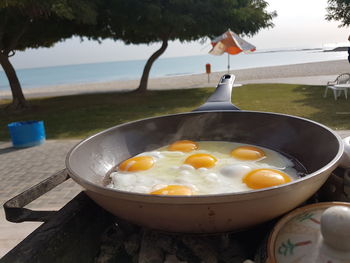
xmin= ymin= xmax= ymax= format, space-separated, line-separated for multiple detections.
xmin=108 ymin=141 xmax=301 ymax=195
xmin=168 ymin=140 xmax=198 ymax=152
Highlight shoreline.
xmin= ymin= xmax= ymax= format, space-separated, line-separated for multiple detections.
xmin=1 ymin=59 xmax=349 ymax=99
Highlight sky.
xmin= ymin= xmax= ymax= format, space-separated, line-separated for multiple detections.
xmin=9 ymin=0 xmax=350 ymax=69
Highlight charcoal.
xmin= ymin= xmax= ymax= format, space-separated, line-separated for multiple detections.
xmin=175 ymin=240 xmax=201 ymax=263
xmin=124 ymin=233 xmax=141 ymax=255
xmin=219 ymin=234 xmax=230 ymax=250
xmin=116 ymin=218 xmax=141 ymax=236
xmin=164 ymin=254 xmax=187 ymax=263
xmin=132 ymin=254 xmax=140 ymax=263
xmin=220 ymin=251 xmax=246 ymax=263
xmin=155 ymin=233 xmax=178 ymax=254
xmin=138 ymin=230 xmax=165 ymax=263
xmin=223 ymin=237 xmax=246 ymax=254
xmin=95 ymin=225 xmax=125 ymax=263
xmin=181 ymin=236 xmax=218 ymax=263
xmin=95 ymin=218 xmax=271 ymax=263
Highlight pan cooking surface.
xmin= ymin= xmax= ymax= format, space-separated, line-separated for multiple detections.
xmin=105 ymin=140 xmax=308 ymax=196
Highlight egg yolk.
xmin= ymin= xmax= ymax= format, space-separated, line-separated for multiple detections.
xmin=118 ymin=156 xmax=154 ymax=172
xmin=243 ymin=168 xmax=291 ymax=189
xmin=168 ymin=140 xmax=198 ymax=152
xmin=231 ymin=146 xmax=265 ymax=161
xmin=150 ymin=185 xmax=193 ymax=196
xmin=184 ymin=153 xmax=217 ymax=169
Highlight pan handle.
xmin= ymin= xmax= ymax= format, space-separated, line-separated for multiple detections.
xmin=193 ymin=74 xmax=241 ymax=112
xmin=3 ymin=169 xmax=70 ymax=223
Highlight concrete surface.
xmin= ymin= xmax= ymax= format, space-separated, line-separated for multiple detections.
xmin=0 ymin=140 xmax=81 ymax=257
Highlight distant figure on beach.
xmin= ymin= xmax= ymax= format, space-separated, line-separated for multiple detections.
xmin=348 ymin=35 xmax=350 ymax=63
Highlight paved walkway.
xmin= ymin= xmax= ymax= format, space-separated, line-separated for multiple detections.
xmin=0 ymin=140 xmax=81 ymax=257
xmin=1 ymin=132 xmax=350 ymax=257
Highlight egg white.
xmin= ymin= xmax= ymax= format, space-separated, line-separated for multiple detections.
xmin=109 ymin=141 xmax=299 ymax=195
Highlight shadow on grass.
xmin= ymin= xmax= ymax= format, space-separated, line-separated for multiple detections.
xmin=291 ymin=85 xmax=350 ymax=130
xmin=1 ymin=85 xmax=349 ymax=141
xmin=0 ymin=89 xmax=214 ymax=140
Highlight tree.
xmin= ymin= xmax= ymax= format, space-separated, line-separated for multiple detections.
xmin=0 ymin=0 xmax=98 ymax=110
xmin=105 ymin=0 xmax=276 ymax=93
xmin=326 ymin=0 xmax=350 ymax=26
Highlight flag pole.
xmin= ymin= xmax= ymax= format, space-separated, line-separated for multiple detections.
xmin=227 ymin=53 xmax=230 ymax=73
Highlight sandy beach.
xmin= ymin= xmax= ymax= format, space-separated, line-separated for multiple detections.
xmin=1 ymin=59 xmax=349 ymax=99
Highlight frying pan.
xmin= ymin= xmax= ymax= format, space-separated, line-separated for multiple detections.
xmin=66 ymin=75 xmax=350 ymax=233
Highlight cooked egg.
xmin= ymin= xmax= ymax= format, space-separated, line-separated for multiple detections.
xmin=168 ymin=140 xmax=198 ymax=152
xmin=231 ymin=146 xmax=265 ymax=161
xmin=118 ymin=156 xmax=155 ymax=172
xmin=150 ymin=185 xmax=193 ymax=196
xmin=184 ymin=153 xmax=217 ymax=169
xmin=109 ymin=141 xmax=301 ymax=195
xmin=220 ymin=164 xmax=252 ymax=177
xmin=243 ymin=168 xmax=291 ymax=189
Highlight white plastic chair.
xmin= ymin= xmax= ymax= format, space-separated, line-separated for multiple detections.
xmin=324 ymin=73 xmax=350 ymax=100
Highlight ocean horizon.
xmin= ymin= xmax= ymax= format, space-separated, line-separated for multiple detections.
xmin=0 ymin=48 xmax=348 ymax=91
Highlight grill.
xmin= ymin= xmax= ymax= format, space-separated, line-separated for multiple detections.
xmin=1 ymin=168 xmax=349 ymax=263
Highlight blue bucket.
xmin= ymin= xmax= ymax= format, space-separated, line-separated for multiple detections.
xmin=7 ymin=121 xmax=46 ymax=148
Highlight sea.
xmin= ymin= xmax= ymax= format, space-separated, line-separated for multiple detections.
xmin=0 ymin=48 xmax=348 ymax=91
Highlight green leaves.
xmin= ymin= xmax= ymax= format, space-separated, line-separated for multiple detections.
xmin=51 ymin=0 xmax=76 ymax=20
xmin=0 ymin=0 xmax=98 ymax=54
xmin=0 ymin=0 xmax=276 ymax=54
xmin=103 ymin=0 xmax=276 ymax=44
xmin=326 ymin=0 xmax=350 ymax=27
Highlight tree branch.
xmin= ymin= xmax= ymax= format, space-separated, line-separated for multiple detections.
xmin=5 ymin=19 xmax=31 ymax=53
xmin=8 ymin=50 xmax=16 ymax=57
xmin=0 ymin=9 xmax=9 ymax=50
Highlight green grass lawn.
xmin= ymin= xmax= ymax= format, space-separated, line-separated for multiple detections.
xmin=0 ymin=84 xmax=349 ymax=141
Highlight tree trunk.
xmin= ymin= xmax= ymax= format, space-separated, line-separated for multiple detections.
xmin=136 ymin=38 xmax=168 ymax=93
xmin=0 ymin=53 xmax=29 ymax=110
